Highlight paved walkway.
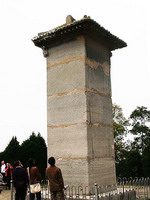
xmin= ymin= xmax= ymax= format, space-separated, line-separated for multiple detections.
xmin=0 ymin=190 xmax=11 ymax=200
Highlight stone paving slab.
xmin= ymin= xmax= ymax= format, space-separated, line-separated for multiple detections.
xmin=0 ymin=190 xmax=11 ymax=200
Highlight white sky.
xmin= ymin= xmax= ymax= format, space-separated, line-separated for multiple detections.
xmin=0 ymin=0 xmax=150 ymax=152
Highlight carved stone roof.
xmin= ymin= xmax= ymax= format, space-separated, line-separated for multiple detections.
xmin=32 ymin=15 xmax=127 ymax=51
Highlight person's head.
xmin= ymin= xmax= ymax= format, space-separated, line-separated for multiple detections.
xmin=14 ymin=160 xmax=21 ymax=168
xmin=48 ymin=157 xmax=55 ymax=166
xmin=27 ymin=158 xmax=35 ymax=168
xmin=6 ymin=163 xmax=11 ymax=168
xmin=1 ymin=160 xmax=5 ymax=165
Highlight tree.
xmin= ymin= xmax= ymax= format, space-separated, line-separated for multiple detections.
xmin=125 ymin=150 xmax=142 ymax=177
xmin=112 ymin=104 xmax=129 ymax=162
xmin=0 ymin=136 xmax=21 ymax=165
xmin=20 ymin=132 xmax=47 ymax=177
xmin=0 ymin=133 xmax=47 ymax=178
xmin=112 ymin=104 xmax=129 ymax=176
xmin=142 ymin=143 xmax=150 ymax=176
xmin=0 ymin=152 xmax=4 ymax=164
xmin=129 ymin=106 xmax=150 ymax=153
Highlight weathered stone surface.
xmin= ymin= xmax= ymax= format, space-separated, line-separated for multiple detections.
xmin=88 ymin=157 xmax=116 ymax=187
xmin=47 ymin=37 xmax=85 ymax=67
xmin=47 ymin=124 xmax=89 ymax=187
xmin=85 ymin=38 xmax=111 ymax=96
xmin=47 ymin=59 xmax=85 ymax=96
xmin=85 ymin=37 xmax=110 ymax=63
xmin=57 ymin=158 xmax=89 ymax=187
xmin=47 ymin=124 xmax=88 ymax=158
xmin=44 ymin=28 xmax=116 ymax=190
xmin=87 ymin=126 xmax=114 ymax=159
xmin=86 ymin=92 xmax=113 ymax=125
xmin=87 ymin=125 xmax=115 ymax=187
xmin=85 ymin=64 xmax=111 ymax=96
xmin=47 ymin=92 xmax=86 ymax=126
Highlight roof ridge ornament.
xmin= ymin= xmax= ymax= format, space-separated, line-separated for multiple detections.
xmin=66 ymin=15 xmax=75 ymax=24
xmin=83 ymin=15 xmax=91 ymax=19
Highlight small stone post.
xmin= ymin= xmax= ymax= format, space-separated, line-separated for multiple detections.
xmin=32 ymin=15 xmax=127 ymax=189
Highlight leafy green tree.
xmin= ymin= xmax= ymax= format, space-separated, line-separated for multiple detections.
xmin=0 ymin=133 xmax=47 ymax=178
xmin=0 ymin=152 xmax=4 ymax=163
xmin=115 ymin=148 xmax=142 ymax=178
xmin=112 ymin=104 xmax=130 ymax=177
xmin=1 ymin=136 xmax=21 ymax=165
xmin=20 ymin=132 xmax=47 ymax=177
xmin=142 ymin=143 xmax=150 ymax=177
xmin=115 ymin=149 xmax=128 ymax=178
xmin=129 ymin=106 xmax=150 ymax=153
xmin=125 ymin=150 xmax=142 ymax=177
xmin=112 ymin=104 xmax=129 ymax=164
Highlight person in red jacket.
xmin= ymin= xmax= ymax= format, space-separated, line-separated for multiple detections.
xmin=46 ymin=157 xmax=65 ymax=200
xmin=5 ymin=163 xmax=13 ymax=189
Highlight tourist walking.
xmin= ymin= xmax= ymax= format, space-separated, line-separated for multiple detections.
xmin=27 ymin=158 xmax=42 ymax=200
xmin=13 ymin=160 xmax=28 ymax=200
xmin=46 ymin=157 xmax=65 ymax=200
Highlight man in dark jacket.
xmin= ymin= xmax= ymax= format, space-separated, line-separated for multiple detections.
xmin=13 ymin=160 xmax=28 ymax=200
xmin=46 ymin=157 xmax=64 ymax=200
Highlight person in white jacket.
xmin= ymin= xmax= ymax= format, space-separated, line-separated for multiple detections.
xmin=0 ymin=161 xmax=6 ymax=183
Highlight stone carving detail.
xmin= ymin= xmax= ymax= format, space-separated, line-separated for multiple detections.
xmin=42 ymin=46 xmax=48 ymax=57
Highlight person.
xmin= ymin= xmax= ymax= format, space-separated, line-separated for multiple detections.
xmin=46 ymin=157 xmax=65 ymax=200
xmin=5 ymin=163 xmax=13 ymax=189
xmin=27 ymin=158 xmax=42 ymax=200
xmin=13 ymin=160 xmax=28 ymax=200
xmin=0 ymin=172 xmax=4 ymax=194
xmin=0 ymin=160 xmax=6 ymax=183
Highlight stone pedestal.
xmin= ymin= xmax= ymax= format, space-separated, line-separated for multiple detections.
xmin=32 ymin=15 xmax=127 ymax=189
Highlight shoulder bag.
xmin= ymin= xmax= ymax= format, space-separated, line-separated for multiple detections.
xmin=27 ymin=167 xmax=41 ymax=194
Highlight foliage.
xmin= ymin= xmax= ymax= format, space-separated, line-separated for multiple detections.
xmin=142 ymin=142 xmax=150 ymax=177
xmin=20 ymin=132 xmax=47 ymax=177
xmin=116 ymin=149 xmax=142 ymax=178
xmin=129 ymin=106 xmax=150 ymax=153
xmin=113 ymin=105 xmax=150 ymax=177
xmin=112 ymin=104 xmax=129 ymax=164
xmin=112 ymin=104 xmax=150 ymax=178
xmin=112 ymin=104 xmax=129 ymax=139
xmin=125 ymin=150 xmax=142 ymax=177
xmin=0 ymin=133 xmax=47 ymax=178
xmin=0 ymin=137 xmax=20 ymax=165
xmin=115 ymin=148 xmax=128 ymax=177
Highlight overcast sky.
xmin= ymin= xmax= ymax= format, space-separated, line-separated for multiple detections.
xmin=0 ymin=0 xmax=150 ymax=152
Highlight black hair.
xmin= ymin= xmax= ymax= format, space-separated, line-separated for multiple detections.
xmin=27 ymin=158 xmax=35 ymax=168
xmin=14 ymin=160 xmax=20 ymax=167
xmin=48 ymin=157 xmax=55 ymax=166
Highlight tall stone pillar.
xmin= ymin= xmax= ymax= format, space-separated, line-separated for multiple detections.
xmin=32 ymin=15 xmax=127 ymax=189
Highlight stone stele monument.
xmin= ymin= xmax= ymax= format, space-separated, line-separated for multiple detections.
xmin=32 ymin=15 xmax=127 ymax=189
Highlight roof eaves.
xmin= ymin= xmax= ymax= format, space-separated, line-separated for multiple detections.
xmin=32 ymin=17 xmax=127 ymax=51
